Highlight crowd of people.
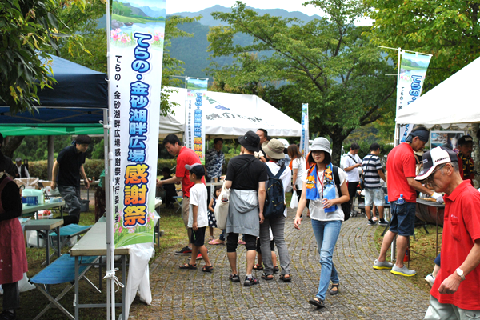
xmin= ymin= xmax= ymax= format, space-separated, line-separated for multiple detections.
xmin=1 ymin=125 xmax=479 ymax=319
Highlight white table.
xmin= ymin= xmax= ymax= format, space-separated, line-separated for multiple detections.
xmin=70 ymin=222 xmax=129 ymax=320
xmin=23 ymin=218 xmax=63 ymax=265
xmin=22 ymin=200 xmax=66 ymax=217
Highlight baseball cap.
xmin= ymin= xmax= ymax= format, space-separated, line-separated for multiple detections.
xmin=238 ymin=130 xmax=260 ymax=152
xmin=415 ymin=146 xmax=458 ymax=181
xmin=458 ymin=135 xmax=473 ymax=146
xmin=185 ymin=163 xmax=205 ymax=177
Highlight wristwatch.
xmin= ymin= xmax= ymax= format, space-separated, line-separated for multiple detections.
xmin=456 ymin=268 xmax=466 ymax=281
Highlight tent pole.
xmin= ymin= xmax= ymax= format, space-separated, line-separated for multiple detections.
xmin=47 ymin=135 xmax=54 ymax=180
xmin=105 ymin=0 xmax=115 ymax=318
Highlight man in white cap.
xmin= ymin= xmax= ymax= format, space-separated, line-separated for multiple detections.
xmin=14 ymin=158 xmax=29 ymax=179
xmin=417 ymin=147 xmax=480 ymax=320
xmin=374 ymin=125 xmax=442 ymax=276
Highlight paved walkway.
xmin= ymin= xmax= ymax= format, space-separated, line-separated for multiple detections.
xmin=129 ymin=208 xmax=430 ymax=319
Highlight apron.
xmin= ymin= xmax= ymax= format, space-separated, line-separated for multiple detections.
xmin=0 ymin=177 xmax=28 ymax=284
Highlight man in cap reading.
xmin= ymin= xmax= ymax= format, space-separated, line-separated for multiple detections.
xmin=417 ymin=147 xmax=480 ymax=320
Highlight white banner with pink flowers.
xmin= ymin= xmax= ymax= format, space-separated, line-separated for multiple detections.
xmin=109 ymin=0 xmax=166 ymax=247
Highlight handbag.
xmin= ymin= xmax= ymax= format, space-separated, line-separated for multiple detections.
xmin=214 ymin=181 xmax=230 ymax=230
xmin=290 ymin=190 xmax=298 ymax=209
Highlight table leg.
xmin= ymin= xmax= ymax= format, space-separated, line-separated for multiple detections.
xmin=74 ymin=256 xmax=79 ymax=320
xmin=122 ymin=255 xmax=126 ymax=320
xmin=46 ymin=230 xmax=50 ymax=266
xmin=56 ymin=226 xmax=61 ymax=257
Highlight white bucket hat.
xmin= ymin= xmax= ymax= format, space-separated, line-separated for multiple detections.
xmin=310 ymin=137 xmax=330 ymax=153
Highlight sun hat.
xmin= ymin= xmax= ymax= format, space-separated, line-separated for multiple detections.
xmin=185 ymin=163 xmax=205 ymax=177
xmin=309 ymin=137 xmax=331 ymax=153
xmin=415 ymin=146 xmax=458 ymax=181
xmin=263 ymin=139 xmax=285 ymax=159
xmin=238 ymin=130 xmax=260 ymax=152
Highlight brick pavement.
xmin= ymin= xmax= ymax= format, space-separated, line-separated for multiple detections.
xmin=129 ymin=208 xmax=430 ymax=319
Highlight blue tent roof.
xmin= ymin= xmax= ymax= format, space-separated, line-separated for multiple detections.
xmin=0 ymin=55 xmax=107 ymax=124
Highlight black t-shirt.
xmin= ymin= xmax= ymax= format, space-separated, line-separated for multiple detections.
xmin=57 ymin=145 xmax=86 ymax=187
xmin=0 ymin=152 xmax=17 ymax=177
xmin=226 ymin=154 xmax=267 ymax=190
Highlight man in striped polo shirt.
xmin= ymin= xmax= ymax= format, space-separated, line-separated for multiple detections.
xmin=362 ymin=143 xmax=387 ymax=226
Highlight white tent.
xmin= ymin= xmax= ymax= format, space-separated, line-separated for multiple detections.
xmin=396 ymin=57 xmax=480 ymax=126
xmin=161 ymin=86 xmax=301 ymax=138
xmin=159 ymin=114 xmax=183 ymax=134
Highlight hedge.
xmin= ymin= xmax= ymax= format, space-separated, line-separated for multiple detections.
xmin=29 ymin=154 xmax=240 ymax=180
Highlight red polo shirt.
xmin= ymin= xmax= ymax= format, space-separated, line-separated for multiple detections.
xmin=175 ymin=147 xmax=205 ymax=198
xmin=431 ymin=180 xmax=480 ymax=310
xmin=386 ymin=143 xmax=417 ymax=202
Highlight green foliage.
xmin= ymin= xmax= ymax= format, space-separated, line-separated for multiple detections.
xmin=112 ymin=1 xmax=132 ymax=17
xmin=29 ymin=159 xmax=105 ymax=180
xmin=364 ymin=0 xmax=480 ymax=89
xmin=207 ymin=1 xmax=397 ymax=164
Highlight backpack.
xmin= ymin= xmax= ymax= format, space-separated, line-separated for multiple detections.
xmin=333 ymin=165 xmax=351 ymax=222
xmin=264 ymin=164 xmax=286 ymax=219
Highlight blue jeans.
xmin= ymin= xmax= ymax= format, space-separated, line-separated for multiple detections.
xmin=311 ymin=219 xmax=342 ymax=300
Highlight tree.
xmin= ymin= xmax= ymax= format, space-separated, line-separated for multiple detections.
xmin=364 ymin=0 xmax=480 ymax=89
xmin=207 ymin=1 xmax=397 ymax=163
xmin=0 ymin=0 xmax=89 ymax=113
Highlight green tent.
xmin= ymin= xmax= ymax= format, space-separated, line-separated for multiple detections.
xmin=0 ymin=124 xmax=104 ymax=136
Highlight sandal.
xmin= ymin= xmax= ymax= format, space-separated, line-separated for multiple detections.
xmin=329 ymin=283 xmax=339 ymax=295
xmin=309 ymin=297 xmax=325 ymax=308
xmin=279 ymin=274 xmax=291 ymax=282
xmin=202 ymin=265 xmax=214 ymax=273
xmin=229 ymin=274 xmax=240 ymax=282
xmin=209 ymin=239 xmax=224 ymax=245
xmin=243 ymin=276 xmax=258 ymax=286
xmin=253 ymin=264 xmax=263 ymax=271
xmin=273 ymin=266 xmax=279 ymax=274
xmin=179 ymin=263 xmax=197 ymax=270
xmin=261 ymin=273 xmax=274 ymax=280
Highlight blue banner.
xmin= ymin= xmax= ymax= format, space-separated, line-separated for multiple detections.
xmin=300 ymin=103 xmax=309 ymax=155
xmin=185 ymin=78 xmax=207 ymax=164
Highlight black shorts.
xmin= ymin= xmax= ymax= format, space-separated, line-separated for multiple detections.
xmin=189 ymin=226 xmax=206 ymax=247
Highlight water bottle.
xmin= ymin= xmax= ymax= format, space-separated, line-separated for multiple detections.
xmin=397 ymin=194 xmax=405 ymax=205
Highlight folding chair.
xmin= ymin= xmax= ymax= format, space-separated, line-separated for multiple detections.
xmin=29 ymin=254 xmax=98 ymax=320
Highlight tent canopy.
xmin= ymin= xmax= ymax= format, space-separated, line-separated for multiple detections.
xmin=0 ymin=124 xmax=104 ymax=137
xmin=0 ymin=55 xmax=108 ymax=125
xmin=396 ymin=57 xmax=480 ymax=126
xmin=162 ymin=86 xmax=301 ymax=138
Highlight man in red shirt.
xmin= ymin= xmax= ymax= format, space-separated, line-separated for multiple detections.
xmin=157 ymin=134 xmax=205 ymax=255
xmin=373 ymin=126 xmax=441 ymax=276
xmin=415 ymin=147 xmax=480 ymax=319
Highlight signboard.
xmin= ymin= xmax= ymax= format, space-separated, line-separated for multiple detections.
xmin=300 ymin=103 xmax=309 ymax=155
xmin=109 ymin=0 xmax=166 ymax=247
xmin=185 ymin=78 xmax=207 ymax=164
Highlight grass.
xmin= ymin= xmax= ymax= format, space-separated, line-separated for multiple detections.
xmin=9 ymin=203 xmax=187 ymax=319
xmin=373 ymin=222 xmax=442 ymax=293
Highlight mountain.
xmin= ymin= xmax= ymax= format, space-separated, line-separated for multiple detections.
xmin=139 ymin=6 xmax=166 ymax=18
xmin=171 ymin=5 xmax=322 ymax=26
xmin=168 ymin=6 xmax=322 ymax=79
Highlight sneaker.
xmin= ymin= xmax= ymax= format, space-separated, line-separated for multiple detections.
xmin=174 ymin=246 xmax=192 ymax=255
xmin=196 ymin=253 xmax=203 ymax=260
xmin=390 ymin=264 xmax=417 ymax=277
xmin=367 ymin=219 xmax=377 ymax=226
xmin=425 ymin=273 xmax=435 ymax=286
xmin=243 ymin=276 xmax=259 ymax=286
xmin=373 ymin=259 xmax=394 ymax=270
xmin=378 ymin=218 xmax=389 ymax=226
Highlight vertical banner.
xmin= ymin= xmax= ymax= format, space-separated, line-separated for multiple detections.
xmin=396 ymin=52 xmax=432 ymax=142
xmin=109 ymin=0 xmax=166 ymax=247
xmin=300 ymin=103 xmax=309 ymax=155
xmin=185 ymin=78 xmax=208 ymax=164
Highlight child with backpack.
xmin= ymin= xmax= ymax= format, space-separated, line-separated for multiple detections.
xmin=259 ymin=139 xmax=292 ymax=282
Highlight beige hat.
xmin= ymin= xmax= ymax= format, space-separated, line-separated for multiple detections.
xmin=310 ymin=137 xmax=331 ymax=153
xmin=263 ymin=139 xmax=285 ymax=159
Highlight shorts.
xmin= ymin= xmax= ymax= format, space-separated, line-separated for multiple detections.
xmin=365 ymin=188 xmax=384 ymax=207
xmin=189 ymin=226 xmax=206 ymax=247
xmin=389 ymin=201 xmax=416 ymax=236
xmin=182 ymin=197 xmax=190 ymax=227
xmin=424 ymin=295 xmax=480 ymax=319
xmin=347 ymin=182 xmax=358 ymax=200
